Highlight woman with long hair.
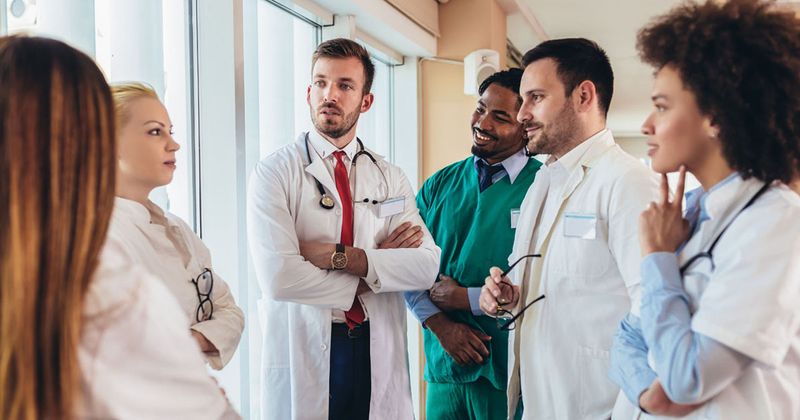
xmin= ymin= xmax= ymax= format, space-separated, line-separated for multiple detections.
xmin=0 ymin=36 xmax=238 ymax=419
xmin=105 ymin=82 xmax=244 ymax=369
xmin=609 ymin=1 xmax=800 ymax=418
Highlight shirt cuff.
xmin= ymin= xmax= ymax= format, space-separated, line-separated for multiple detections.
xmin=628 ymin=369 xmax=657 ymax=410
xmin=363 ymin=252 xmax=381 ymax=290
xmin=467 ymin=287 xmax=484 ymax=316
xmin=404 ymin=290 xmax=442 ymax=327
xmin=641 ymin=252 xmax=682 ymax=292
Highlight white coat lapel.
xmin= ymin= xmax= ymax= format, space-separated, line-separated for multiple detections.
xmin=534 ymin=165 xmax=585 ymax=252
xmin=302 ymin=145 xmax=342 ymax=209
xmin=509 ymin=170 xmax=550 ymax=266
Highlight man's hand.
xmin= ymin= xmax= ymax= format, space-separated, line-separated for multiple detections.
xmin=378 ymin=221 xmax=423 ymax=249
xmin=479 ymin=267 xmax=519 ymax=315
xmin=425 ymin=313 xmax=491 ymax=365
xmin=356 ymin=279 xmax=371 ymax=296
xmin=299 ymin=241 xmax=335 ymax=269
xmin=429 ymin=274 xmax=470 ymax=311
xmin=191 ymin=329 xmax=218 ymax=354
xmin=639 ymin=166 xmax=691 ymax=256
xmin=639 ymin=379 xmax=703 ymax=417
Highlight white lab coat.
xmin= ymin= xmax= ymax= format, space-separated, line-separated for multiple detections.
xmin=506 ymin=131 xmax=659 ymax=419
xmin=247 ymin=133 xmax=440 ymax=420
xmin=611 ymin=177 xmax=800 ymax=420
xmin=80 ymin=246 xmax=239 ymax=419
xmin=105 ymin=198 xmax=245 ymax=369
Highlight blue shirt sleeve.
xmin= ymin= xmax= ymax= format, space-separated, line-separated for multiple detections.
xmin=467 ymin=287 xmax=484 ymax=316
xmin=404 ymin=290 xmax=441 ymax=326
xmin=639 ymin=252 xmax=751 ymax=404
xmin=609 ymin=313 xmax=657 ymax=406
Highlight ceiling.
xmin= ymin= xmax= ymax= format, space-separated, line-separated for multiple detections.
xmin=503 ymin=0 xmax=682 ymax=137
xmin=502 ymin=0 xmax=800 ymax=138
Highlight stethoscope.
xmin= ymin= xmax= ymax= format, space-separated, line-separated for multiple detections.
xmin=304 ymin=133 xmax=389 ymax=210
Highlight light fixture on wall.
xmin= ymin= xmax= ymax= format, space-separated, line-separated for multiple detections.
xmin=463 ymin=49 xmax=500 ymax=96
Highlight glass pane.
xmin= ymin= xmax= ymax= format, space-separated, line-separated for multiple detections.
xmin=257 ymin=1 xmax=316 ymax=158
xmin=356 ymin=54 xmax=393 ymax=161
xmin=95 ymin=0 xmax=195 ymax=227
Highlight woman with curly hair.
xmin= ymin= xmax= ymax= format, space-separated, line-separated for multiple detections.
xmin=609 ymin=1 xmax=800 ymax=419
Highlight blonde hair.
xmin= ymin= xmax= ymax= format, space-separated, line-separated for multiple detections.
xmin=110 ymin=82 xmax=159 ymax=127
xmin=0 ymin=36 xmax=116 ymax=420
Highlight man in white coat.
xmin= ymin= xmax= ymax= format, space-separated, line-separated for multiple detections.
xmin=247 ymin=38 xmax=440 ymax=420
xmin=479 ymin=38 xmax=659 ymax=419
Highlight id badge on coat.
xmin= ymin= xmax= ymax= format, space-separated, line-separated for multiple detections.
xmin=377 ymin=196 xmax=405 ymax=218
xmin=563 ymin=212 xmax=597 ymax=239
xmin=510 ymin=208 xmax=520 ymax=229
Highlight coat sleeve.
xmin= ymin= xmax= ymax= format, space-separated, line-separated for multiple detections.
xmin=247 ymin=158 xmax=361 ymax=309
xmin=362 ymin=165 xmax=441 ymax=294
xmin=184 ymin=223 xmax=245 ymax=370
xmin=607 ymin=164 xmax=660 ymax=314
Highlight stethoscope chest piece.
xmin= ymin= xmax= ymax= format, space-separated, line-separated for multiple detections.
xmin=320 ymin=194 xmax=335 ymax=209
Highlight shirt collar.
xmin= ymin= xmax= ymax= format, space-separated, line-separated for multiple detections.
xmin=472 ymin=148 xmax=529 ymax=184
xmin=114 ymin=197 xmax=152 ymax=226
xmin=697 ymin=172 xmax=742 ymax=222
xmin=114 ymin=196 xmax=178 ymax=227
xmin=546 ymin=128 xmax=609 ymax=173
xmin=308 ymin=130 xmax=359 ymax=162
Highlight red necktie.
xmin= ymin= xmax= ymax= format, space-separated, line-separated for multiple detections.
xmin=332 ymin=151 xmax=365 ymax=328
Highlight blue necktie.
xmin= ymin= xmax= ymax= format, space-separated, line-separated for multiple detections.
xmin=477 ymin=160 xmax=504 ymax=193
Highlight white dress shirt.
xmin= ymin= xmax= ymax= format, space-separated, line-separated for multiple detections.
xmin=79 ymin=248 xmax=240 ymax=419
xmin=105 ymin=198 xmax=245 ymax=369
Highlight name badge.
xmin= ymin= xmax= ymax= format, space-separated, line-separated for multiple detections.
xmin=510 ymin=208 xmax=520 ymax=229
xmin=378 ymin=196 xmax=405 ymax=218
xmin=563 ymin=212 xmax=597 ymax=239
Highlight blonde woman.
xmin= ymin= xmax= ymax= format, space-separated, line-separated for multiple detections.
xmin=105 ymin=82 xmax=244 ymax=369
xmin=0 ymin=36 xmax=237 ymax=419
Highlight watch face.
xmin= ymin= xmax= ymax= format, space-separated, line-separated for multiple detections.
xmin=332 ymin=252 xmax=348 ymax=270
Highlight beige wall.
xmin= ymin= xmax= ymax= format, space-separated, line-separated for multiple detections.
xmin=420 ymin=0 xmax=508 ymax=184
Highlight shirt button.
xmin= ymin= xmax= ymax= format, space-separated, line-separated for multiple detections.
xmin=335 ymin=209 xmax=342 ymax=216
xmin=321 ymin=343 xmax=328 ymax=351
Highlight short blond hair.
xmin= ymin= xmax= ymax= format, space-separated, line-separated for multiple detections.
xmin=110 ymin=82 xmax=159 ymax=126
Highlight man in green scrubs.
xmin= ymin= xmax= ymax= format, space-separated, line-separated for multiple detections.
xmin=405 ymin=69 xmax=541 ymax=419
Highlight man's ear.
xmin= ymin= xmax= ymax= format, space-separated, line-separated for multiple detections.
xmin=306 ymin=85 xmax=312 ymax=106
xmin=574 ymin=80 xmax=598 ymax=113
xmin=360 ymin=92 xmax=374 ymax=113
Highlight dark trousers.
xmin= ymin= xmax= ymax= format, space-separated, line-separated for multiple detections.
xmin=329 ymin=322 xmax=371 ymax=420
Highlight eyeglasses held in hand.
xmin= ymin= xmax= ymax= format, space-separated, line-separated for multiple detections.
xmin=493 ymin=253 xmax=545 ymax=331
xmin=191 ymin=268 xmax=214 ymax=322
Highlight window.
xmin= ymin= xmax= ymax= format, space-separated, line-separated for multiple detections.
xmin=356 ymin=53 xmax=394 ymax=160
xmin=3 ymin=0 xmax=197 ymax=227
xmin=256 ymin=1 xmax=319 ymax=158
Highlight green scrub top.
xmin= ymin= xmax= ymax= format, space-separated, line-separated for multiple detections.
xmin=417 ymin=155 xmax=541 ymax=390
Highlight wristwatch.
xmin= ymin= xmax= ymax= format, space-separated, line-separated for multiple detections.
xmin=331 ymin=243 xmax=348 ymax=270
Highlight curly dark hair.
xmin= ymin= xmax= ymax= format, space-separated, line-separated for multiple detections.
xmin=637 ymin=0 xmax=800 ymax=183
xmin=478 ymin=68 xmax=524 ymax=105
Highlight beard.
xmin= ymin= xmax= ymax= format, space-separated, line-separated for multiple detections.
xmin=470 ymin=127 xmax=499 ymax=160
xmin=310 ymin=101 xmax=361 ymax=139
xmin=524 ymin=101 xmax=580 ymax=156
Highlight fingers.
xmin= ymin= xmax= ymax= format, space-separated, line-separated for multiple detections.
xmin=484 ymin=271 xmax=504 ymax=299
xmin=463 ymin=345 xmax=484 ymax=364
xmin=660 ymin=173 xmax=670 ymax=205
xmin=386 ymin=221 xmax=411 ymax=243
xmin=479 ymin=285 xmax=499 ymax=315
xmin=674 ymin=165 xmax=687 ymax=207
xmin=396 ymin=227 xmax=423 ymax=248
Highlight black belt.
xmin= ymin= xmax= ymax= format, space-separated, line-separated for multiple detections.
xmin=331 ymin=321 xmax=370 ymax=339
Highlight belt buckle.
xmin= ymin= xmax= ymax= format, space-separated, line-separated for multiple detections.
xmin=347 ymin=324 xmax=363 ymax=339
